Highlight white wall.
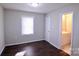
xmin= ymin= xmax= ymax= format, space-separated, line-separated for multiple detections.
xmin=45 ymin=11 xmax=61 ymax=49
xmin=45 ymin=4 xmax=79 ymax=55
xmin=0 ymin=6 xmax=4 ymax=55
xmin=4 ymin=9 xmax=45 ymax=46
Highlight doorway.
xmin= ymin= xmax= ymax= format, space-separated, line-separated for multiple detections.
xmin=61 ymin=13 xmax=73 ymax=55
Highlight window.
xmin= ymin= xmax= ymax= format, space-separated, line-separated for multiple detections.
xmin=22 ymin=17 xmax=34 ymax=35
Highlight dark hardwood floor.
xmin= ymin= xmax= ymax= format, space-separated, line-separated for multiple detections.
xmin=1 ymin=40 xmax=69 ymax=56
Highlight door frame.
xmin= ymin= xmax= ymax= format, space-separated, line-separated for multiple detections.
xmin=60 ymin=12 xmax=73 ymax=55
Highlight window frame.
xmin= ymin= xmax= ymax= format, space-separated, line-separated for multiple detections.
xmin=21 ymin=16 xmax=34 ymax=35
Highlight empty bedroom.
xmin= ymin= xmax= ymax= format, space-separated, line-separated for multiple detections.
xmin=0 ymin=3 xmax=79 ymax=56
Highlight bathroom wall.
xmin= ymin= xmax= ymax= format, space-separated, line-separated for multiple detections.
xmin=62 ymin=13 xmax=72 ymax=33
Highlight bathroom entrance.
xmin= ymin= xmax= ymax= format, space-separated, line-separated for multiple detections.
xmin=61 ymin=13 xmax=73 ymax=55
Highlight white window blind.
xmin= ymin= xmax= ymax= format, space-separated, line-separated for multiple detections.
xmin=22 ymin=17 xmax=34 ymax=35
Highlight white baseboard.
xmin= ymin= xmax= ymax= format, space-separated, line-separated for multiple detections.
xmin=0 ymin=46 xmax=5 ymax=55
xmin=45 ymin=40 xmax=60 ymax=49
xmin=5 ymin=39 xmax=44 ymax=46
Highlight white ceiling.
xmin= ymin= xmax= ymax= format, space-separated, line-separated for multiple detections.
xmin=0 ymin=3 xmax=72 ymax=14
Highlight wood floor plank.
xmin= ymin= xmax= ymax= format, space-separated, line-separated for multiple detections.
xmin=1 ymin=40 xmax=69 ymax=56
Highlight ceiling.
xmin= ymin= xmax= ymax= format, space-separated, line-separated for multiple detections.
xmin=0 ymin=3 xmax=72 ymax=14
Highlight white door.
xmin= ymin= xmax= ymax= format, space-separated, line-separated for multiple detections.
xmin=46 ymin=16 xmax=51 ymax=41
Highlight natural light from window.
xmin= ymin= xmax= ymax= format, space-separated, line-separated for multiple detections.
xmin=22 ymin=17 xmax=34 ymax=35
